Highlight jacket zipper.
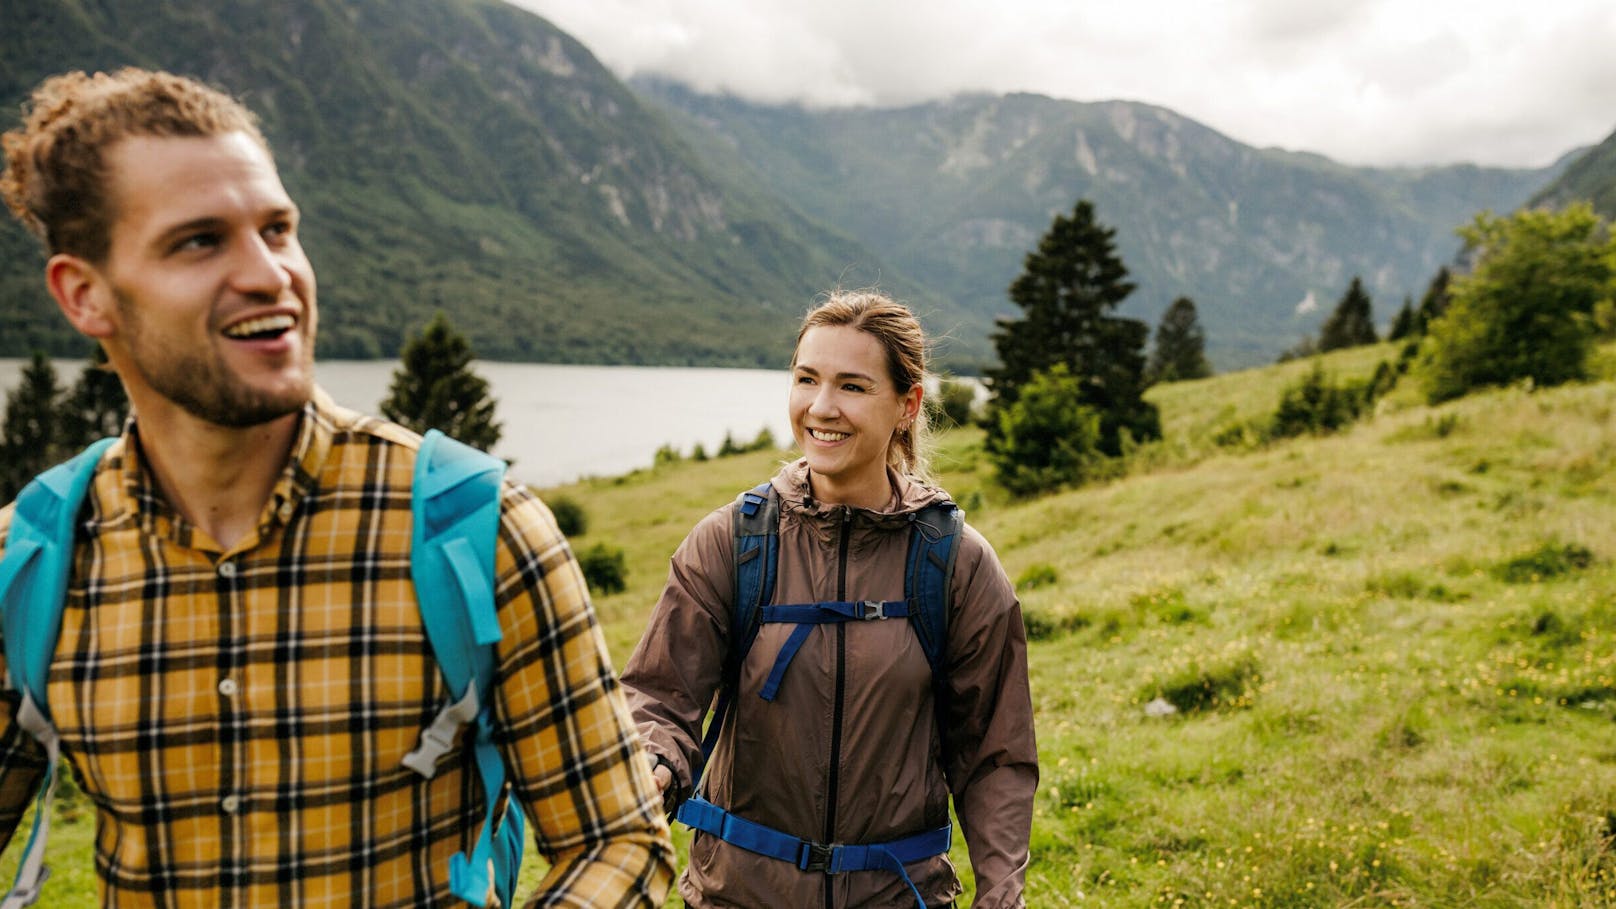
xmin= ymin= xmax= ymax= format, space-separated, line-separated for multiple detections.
xmin=824 ymin=506 xmax=852 ymax=909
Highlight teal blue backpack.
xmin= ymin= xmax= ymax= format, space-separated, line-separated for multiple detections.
xmin=0 ymin=430 xmax=522 ymax=908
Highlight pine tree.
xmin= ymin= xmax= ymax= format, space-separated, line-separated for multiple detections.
xmin=1318 ymin=276 xmax=1378 ymax=351
xmin=1387 ymin=296 xmax=1418 ymax=342
xmin=1415 ymin=266 xmax=1451 ymax=334
xmin=986 ymin=199 xmax=1159 ymax=457
xmin=58 ymin=345 xmax=129 ymax=450
xmin=1146 ymin=297 xmax=1212 ymax=384
xmin=381 ymin=312 xmax=503 ymax=451
xmin=0 ymin=352 xmax=66 ymax=501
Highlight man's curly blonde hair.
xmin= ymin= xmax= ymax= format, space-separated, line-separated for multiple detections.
xmin=1 ymin=67 xmax=267 ymax=262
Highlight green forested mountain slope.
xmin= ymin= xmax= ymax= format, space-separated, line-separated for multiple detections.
xmin=1531 ymin=126 xmax=1616 ymax=218
xmin=635 ymin=81 xmax=1571 ymax=367
xmin=0 ymin=0 xmax=973 ymax=366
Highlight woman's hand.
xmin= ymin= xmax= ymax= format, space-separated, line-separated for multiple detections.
xmin=645 ymin=752 xmax=673 ymax=793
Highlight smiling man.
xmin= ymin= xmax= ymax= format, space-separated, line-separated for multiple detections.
xmin=0 ymin=68 xmax=672 ymax=907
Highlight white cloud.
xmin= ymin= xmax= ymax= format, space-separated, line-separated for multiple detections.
xmin=513 ymin=0 xmax=1616 ymax=167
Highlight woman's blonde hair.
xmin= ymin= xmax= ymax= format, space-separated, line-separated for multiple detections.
xmin=795 ymin=289 xmax=934 ymax=483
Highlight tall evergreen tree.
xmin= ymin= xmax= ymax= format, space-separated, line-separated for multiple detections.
xmin=1146 ymin=296 xmax=1212 ymax=384
xmin=381 ymin=312 xmax=503 ymax=451
xmin=1318 ymin=276 xmax=1378 ymax=351
xmin=0 ymin=352 xmax=65 ymax=501
xmin=58 ymin=345 xmax=129 ymax=450
xmin=1415 ymin=266 xmax=1451 ymax=334
xmin=1387 ymin=296 xmax=1418 ymax=342
xmin=986 ymin=199 xmax=1159 ymax=457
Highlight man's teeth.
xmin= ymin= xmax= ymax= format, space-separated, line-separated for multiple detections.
xmin=810 ymin=429 xmax=849 ymax=442
xmin=223 ymin=314 xmax=296 ymax=339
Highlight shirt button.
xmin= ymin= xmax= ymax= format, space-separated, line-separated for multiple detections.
xmin=217 ymin=561 xmax=237 ymax=579
xmin=218 ymin=678 xmax=238 ymax=697
xmin=221 ymin=794 xmax=242 ymax=814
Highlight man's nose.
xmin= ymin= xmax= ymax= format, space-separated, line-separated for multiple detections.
xmin=231 ymin=232 xmax=293 ymax=297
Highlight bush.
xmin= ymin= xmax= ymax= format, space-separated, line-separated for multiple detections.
xmin=1268 ymin=360 xmax=1399 ymax=440
xmin=1420 ymin=204 xmax=1614 ymax=403
xmin=988 ymin=364 xmax=1103 ymax=497
xmin=1492 ymin=542 xmax=1595 ymax=583
xmin=547 ymin=494 xmax=588 ymax=537
xmin=1015 ymin=563 xmax=1058 ymax=591
xmin=932 ymin=377 xmax=978 ymax=429
xmin=1147 ymin=653 xmax=1261 ymax=714
xmin=577 ymin=542 xmax=627 ymax=594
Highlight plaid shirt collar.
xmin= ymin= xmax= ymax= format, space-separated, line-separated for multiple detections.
xmin=95 ymin=387 xmax=341 ymax=555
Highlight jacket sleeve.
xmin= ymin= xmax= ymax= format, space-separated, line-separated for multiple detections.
xmin=487 ymin=484 xmax=676 ymax=908
xmin=941 ymin=523 xmax=1039 ymax=909
xmin=0 ymin=508 xmax=51 ymax=856
xmin=619 ymin=505 xmax=736 ymax=808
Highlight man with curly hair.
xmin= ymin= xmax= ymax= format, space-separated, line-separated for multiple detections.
xmin=0 ymin=67 xmax=673 ymax=908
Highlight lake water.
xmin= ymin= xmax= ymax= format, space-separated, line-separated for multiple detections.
xmin=0 ymin=358 xmax=795 ymax=488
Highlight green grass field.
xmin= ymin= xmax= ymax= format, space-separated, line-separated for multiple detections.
xmin=9 ymin=344 xmax=1616 ymax=906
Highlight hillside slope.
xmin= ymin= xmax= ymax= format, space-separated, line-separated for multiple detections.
xmin=1531 ymin=125 xmax=1616 ymax=219
xmin=556 ymin=349 xmax=1616 ymax=906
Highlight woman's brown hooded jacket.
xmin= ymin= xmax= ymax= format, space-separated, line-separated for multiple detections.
xmin=622 ymin=460 xmax=1038 ymax=908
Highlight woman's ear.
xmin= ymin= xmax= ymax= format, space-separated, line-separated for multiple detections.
xmin=903 ymin=383 xmax=923 ymax=425
xmin=46 ymin=254 xmax=116 ymax=338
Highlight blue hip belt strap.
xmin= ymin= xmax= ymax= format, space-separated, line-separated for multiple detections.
xmin=676 ymin=795 xmax=951 ymax=908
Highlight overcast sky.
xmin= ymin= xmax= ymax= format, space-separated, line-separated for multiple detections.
xmin=511 ymin=0 xmax=1616 ymax=169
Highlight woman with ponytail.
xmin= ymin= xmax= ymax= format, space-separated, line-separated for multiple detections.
xmin=622 ymin=290 xmax=1038 ymax=908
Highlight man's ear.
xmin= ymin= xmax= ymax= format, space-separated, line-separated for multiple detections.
xmin=46 ymin=254 xmax=116 ymax=338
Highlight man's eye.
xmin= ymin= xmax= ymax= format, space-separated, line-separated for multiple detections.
xmin=175 ymin=232 xmax=221 ymax=252
xmin=264 ymin=220 xmax=294 ymax=240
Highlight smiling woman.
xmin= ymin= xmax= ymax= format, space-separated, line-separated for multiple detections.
xmin=620 ymin=289 xmax=1039 ymax=909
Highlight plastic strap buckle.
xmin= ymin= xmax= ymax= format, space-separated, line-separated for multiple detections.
xmin=798 ymin=841 xmax=837 ymax=874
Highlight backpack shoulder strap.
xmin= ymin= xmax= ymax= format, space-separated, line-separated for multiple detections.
xmin=0 ymin=437 xmax=115 ymax=711
xmin=402 ymin=429 xmax=522 ymax=908
xmin=685 ymin=481 xmax=779 ymax=786
xmin=904 ymin=499 xmax=963 ymax=682
xmin=729 ymin=482 xmax=779 ymax=668
xmin=0 ymin=436 xmax=115 ymax=909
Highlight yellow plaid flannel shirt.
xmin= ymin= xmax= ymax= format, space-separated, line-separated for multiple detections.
xmin=0 ymin=390 xmax=673 ymax=907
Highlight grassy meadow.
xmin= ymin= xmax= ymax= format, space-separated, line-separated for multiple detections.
xmin=9 ymin=342 xmax=1616 ymax=906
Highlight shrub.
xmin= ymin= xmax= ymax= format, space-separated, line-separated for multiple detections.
xmin=988 ymin=364 xmax=1103 ymax=497
xmin=1492 ymin=542 xmax=1595 ymax=583
xmin=547 ymin=494 xmax=588 ymax=537
xmin=1420 ymin=204 xmax=1614 ymax=403
xmin=1146 ymin=653 xmax=1260 ymax=714
xmin=1269 ymin=363 xmax=1365 ymax=438
xmin=1015 ymin=563 xmax=1058 ymax=591
xmin=932 ymin=377 xmax=978 ymax=429
xmin=578 ymin=542 xmax=627 ymax=594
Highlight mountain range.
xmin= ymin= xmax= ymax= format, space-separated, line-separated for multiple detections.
xmin=1 ymin=0 xmax=1607 ymax=370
